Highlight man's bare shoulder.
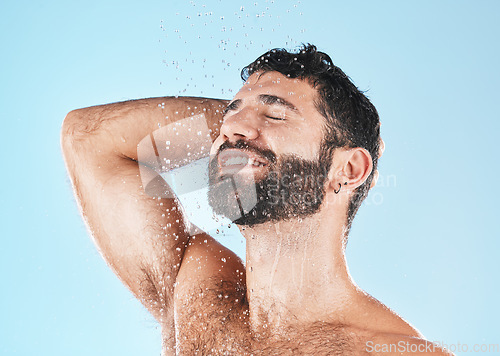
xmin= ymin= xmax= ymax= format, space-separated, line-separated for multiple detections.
xmin=345 ymin=294 xmax=453 ymax=355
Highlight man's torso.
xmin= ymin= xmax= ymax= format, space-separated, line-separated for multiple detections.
xmin=171 ymin=277 xmax=368 ymax=355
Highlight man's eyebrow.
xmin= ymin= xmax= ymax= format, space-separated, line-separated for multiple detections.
xmin=223 ymin=99 xmax=241 ymax=116
xmin=258 ymin=94 xmax=299 ymax=113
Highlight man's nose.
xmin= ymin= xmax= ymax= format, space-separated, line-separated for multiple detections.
xmin=219 ymin=109 xmax=260 ymax=142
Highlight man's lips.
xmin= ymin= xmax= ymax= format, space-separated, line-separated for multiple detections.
xmin=217 ymin=148 xmax=270 ymax=175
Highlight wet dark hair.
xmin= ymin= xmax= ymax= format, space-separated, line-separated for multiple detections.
xmin=241 ymin=44 xmax=381 ymax=232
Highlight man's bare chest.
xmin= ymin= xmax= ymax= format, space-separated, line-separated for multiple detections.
xmin=172 ymin=287 xmax=361 ymax=355
xmin=174 ymin=319 xmax=361 ymax=356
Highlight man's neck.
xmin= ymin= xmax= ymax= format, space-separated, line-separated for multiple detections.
xmin=241 ymin=212 xmax=358 ymax=337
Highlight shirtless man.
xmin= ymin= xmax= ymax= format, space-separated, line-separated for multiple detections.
xmin=61 ymin=44 xmax=450 ymax=355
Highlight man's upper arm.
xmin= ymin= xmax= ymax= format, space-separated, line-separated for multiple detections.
xmin=62 ymin=142 xmax=187 ymax=322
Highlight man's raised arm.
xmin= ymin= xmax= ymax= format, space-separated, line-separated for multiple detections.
xmin=60 ymin=97 xmax=228 ymax=342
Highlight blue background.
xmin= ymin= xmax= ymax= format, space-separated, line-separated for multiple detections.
xmin=1 ymin=0 xmax=499 ymax=355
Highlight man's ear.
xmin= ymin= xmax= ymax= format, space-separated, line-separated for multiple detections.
xmin=329 ymin=147 xmax=373 ymax=190
xmin=341 ymin=148 xmax=373 ymax=190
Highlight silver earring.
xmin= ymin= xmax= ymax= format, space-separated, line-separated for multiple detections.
xmin=334 ymin=182 xmax=347 ymax=194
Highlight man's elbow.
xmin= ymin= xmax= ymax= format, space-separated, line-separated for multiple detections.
xmin=60 ymin=108 xmax=97 ymax=150
xmin=61 ymin=110 xmax=78 ymax=150
xmin=61 ymin=109 xmax=78 ymax=136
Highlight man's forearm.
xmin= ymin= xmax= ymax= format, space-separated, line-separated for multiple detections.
xmin=62 ymin=96 xmax=228 ymax=161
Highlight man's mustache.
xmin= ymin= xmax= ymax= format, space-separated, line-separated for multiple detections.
xmin=216 ymin=140 xmax=277 ymax=164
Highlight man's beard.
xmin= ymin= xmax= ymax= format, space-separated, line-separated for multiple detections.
xmin=207 ymin=140 xmax=332 ymax=227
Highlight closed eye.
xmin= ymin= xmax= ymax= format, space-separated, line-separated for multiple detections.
xmin=266 ymin=115 xmax=285 ymax=121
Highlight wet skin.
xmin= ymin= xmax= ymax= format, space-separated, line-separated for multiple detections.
xmin=61 ymin=72 xmax=452 ymax=355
